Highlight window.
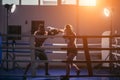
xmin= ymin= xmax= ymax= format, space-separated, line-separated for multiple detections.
xmin=79 ymin=0 xmax=96 ymax=6
xmin=40 ymin=0 xmax=57 ymax=5
xmin=21 ymin=0 xmax=38 ymax=5
xmin=61 ymin=0 xmax=76 ymax=5
xmin=2 ymin=0 xmax=19 ymax=5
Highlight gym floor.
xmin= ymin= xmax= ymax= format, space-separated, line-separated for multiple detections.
xmin=0 ymin=67 xmax=120 ymax=80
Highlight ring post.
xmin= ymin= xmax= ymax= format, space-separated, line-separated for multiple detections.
xmin=30 ymin=35 xmax=36 ymax=77
xmin=0 ymin=33 xmax=2 ymax=64
xmin=83 ymin=36 xmax=93 ymax=76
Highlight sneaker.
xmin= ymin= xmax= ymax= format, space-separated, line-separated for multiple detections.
xmin=60 ymin=76 xmax=69 ymax=80
xmin=76 ymin=70 xmax=80 ymax=76
xmin=45 ymin=73 xmax=50 ymax=75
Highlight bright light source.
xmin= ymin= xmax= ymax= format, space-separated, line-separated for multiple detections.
xmin=11 ymin=4 xmax=16 ymax=13
xmin=4 ymin=4 xmax=16 ymax=13
xmin=79 ymin=0 xmax=96 ymax=6
xmin=104 ymin=8 xmax=110 ymax=17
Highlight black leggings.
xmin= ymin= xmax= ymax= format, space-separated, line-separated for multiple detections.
xmin=35 ymin=49 xmax=48 ymax=60
xmin=24 ymin=49 xmax=49 ymax=75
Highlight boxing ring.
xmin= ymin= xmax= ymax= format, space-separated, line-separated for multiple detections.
xmin=0 ymin=34 xmax=120 ymax=80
